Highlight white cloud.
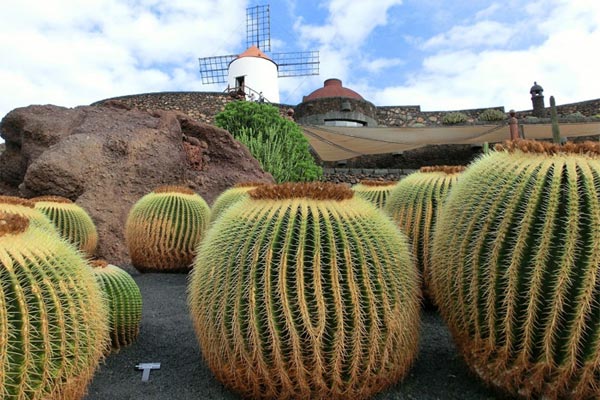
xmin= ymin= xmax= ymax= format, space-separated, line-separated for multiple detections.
xmin=422 ymin=20 xmax=516 ymax=50
xmin=361 ymin=57 xmax=405 ymax=73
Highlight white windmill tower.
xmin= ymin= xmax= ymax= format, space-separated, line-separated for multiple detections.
xmin=199 ymin=5 xmax=319 ymax=104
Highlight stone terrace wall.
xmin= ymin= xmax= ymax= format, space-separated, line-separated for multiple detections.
xmin=377 ymin=105 xmax=506 ymax=127
xmin=518 ymin=98 xmax=600 ymax=117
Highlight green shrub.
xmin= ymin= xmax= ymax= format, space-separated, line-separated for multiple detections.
xmin=215 ymin=102 xmax=322 ymax=182
xmin=442 ymin=112 xmax=468 ymax=125
xmin=478 ymin=109 xmax=505 ymax=122
xmin=565 ymin=111 xmax=585 ymax=120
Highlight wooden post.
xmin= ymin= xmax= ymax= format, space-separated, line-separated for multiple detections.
xmin=509 ymin=109 xmax=519 ymax=140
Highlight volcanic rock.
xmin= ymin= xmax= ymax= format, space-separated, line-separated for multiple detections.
xmin=0 ymin=102 xmax=273 ymax=267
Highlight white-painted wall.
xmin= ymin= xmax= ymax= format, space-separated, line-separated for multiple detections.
xmin=228 ymin=56 xmax=280 ymax=103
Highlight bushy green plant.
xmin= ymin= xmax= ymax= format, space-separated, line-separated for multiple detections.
xmin=215 ymin=101 xmax=322 ymax=182
xmin=478 ymin=109 xmax=505 ymax=122
xmin=442 ymin=112 xmax=468 ymax=125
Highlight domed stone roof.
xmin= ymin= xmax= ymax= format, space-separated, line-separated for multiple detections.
xmin=303 ymin=79 xmax=364 ymax=101
xmin=530 ymin=81 xmax=543 ymax=94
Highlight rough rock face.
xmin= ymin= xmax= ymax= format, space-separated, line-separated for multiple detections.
xmin=0 ymin=102 xmax=273 ymax=267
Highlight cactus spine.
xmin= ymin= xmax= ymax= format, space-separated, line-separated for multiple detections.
xmin=125 ymin=186 xmax=211 ymax=272
xmin=0 ymin=211 xmax=108 ymax=399
xmin=210 ymin=182 xmax=265 ymax=223
xmin=189 ymin=182 xmax=421 ymax=400
xmin=431 ymin=140 xmax=600 ymax=399
xmin=0 ymin=195 xmax=58 ymax=234
xmin=351 ymin=180 xmax=397 ymax=208
xmin=32 ymin=195 xmax=98 ymax=256
xmin=385 ymin=166 xmax=464 ymax=301
xmin=90 ymin=260 xmax=142 ymax=350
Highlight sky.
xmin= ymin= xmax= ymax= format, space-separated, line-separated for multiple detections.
xmin=1 ymin=0 xmax=599 ymax=132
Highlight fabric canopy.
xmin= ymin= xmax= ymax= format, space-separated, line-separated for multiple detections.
xmin=301 ymin=122 xmax=600 ymax=161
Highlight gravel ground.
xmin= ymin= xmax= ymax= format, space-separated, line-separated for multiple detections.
xmin=85 ymin=273 xmax=503 ymax=400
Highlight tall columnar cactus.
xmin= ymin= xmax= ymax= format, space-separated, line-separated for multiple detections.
xmin=31 ymin=195 xmax=98 ymax=256
xmin=210 ymin=182 xmax=265 ymax=222
xmin=125 ymin=185 xmax=211 ymax=272
xmin=431 ymin=140 xmax=600 ymax=399
xmin=0 ymin=195 xmax=58 ymax=234
xmin=550 ymin=95 xmax=561 ymax=143
xmin=189 ymin=182 xmax=421 ymax=400
xmin=0 ymin=211 xmax=108 ymax=399
xmin=90 ymin=260 xmax=143 ymax=350
xmin=351 ymin=179 xmax=397 ymax=208
xmin=384 ymin=166 xmax=464 ymax=300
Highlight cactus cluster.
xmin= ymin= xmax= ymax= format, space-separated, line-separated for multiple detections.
xmin=385 ymin=166 xmax=464 ymax=300
xmin=431 ymin=140 xmax=600 ymax=399
xmin=90 ymin=260 xmax=143 ymax=350
xmin=0 ymin=195 xmax=58 ymax=234
xmin=351 ymin=179 xmax=397 ymax=208
xmin=125 ymin=186 xmax=211 ymax=272
xmin=210 ymin=182 xmax=265 ymax=222
xmin=31 ymin=195 xmax=98 ymax=256
xmin=0 ymin=210 xmax=108 ymax=399
xmin=189 ymin=182 xmax=421 ymax=400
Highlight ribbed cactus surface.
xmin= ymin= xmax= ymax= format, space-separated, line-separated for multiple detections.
xmin=32 ymin=195 xmax=98 ymax=256
xmin=0 ymin=211 xmax=108 ymax=399
xmin=189 ymin=182 xmax=421 ymax=400
xmin=210 ymin=182 xmax=265 ymax=223
xmin=0 ymin=195 xmax=58 ymax=234
xmin=125 ymin=186 xmax=211 ymax=272
xmin=351 ymin=180 xmax=397 ymax=208
xmin=385 ymin=166 xmax=464 ymax=300
xmin=431 ymin=140 xmax=600 ymax=399
xmin=91 ymin=260 xmax=143 ymax=350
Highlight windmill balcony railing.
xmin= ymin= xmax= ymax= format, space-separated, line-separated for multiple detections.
xmin=224 ymin=85 xmax=271 ymax=104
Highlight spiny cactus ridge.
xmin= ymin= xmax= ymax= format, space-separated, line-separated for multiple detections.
xmin=351 ymin=180 xmax=397 ymax=208
xmin=0 ymin=211 xmax=108 ymax=399
xmin=210 ymin=182 xmax=266 ymax=222
xmin=125 ymin=185 xmax=211 ymax=272
xmin=431 ymin=140 xmax=600 ymax=399
xmin=90 ymin=260 xmax=143 ymax=350
xmin=189 ymin=182 xmax=421 ymax=400
xmin=31 ymin=195 xmax=98 ymax=256
xmin=0 ymin=195 xmax=59 ymax=234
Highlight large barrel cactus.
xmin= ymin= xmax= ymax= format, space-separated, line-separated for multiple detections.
xmin=189 ymin=182 xmax=421 ymax=400
xmin=385 ymin=166 xmax=464 ymax=300
xmin=125 ymin=185 xmax=211 ymax=272
xmin=351 ymin=180 xmax=397 ymax=208
xmin=0 ymin=211 xmax=108 ymax=399
xmin=210 ymin=182 xmax=265 ymax=223
xmin=31 ymin=195 xmax=98 ymax=256
xmin=431 ymin=140 xmax=600 ymax=399
xmin=0 ymin=195 xmax=58 ymax=234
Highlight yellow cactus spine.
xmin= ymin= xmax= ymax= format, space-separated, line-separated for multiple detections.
xmin=351 ymin=179 xmax=397 ymax=208
xmin=125 ymin=185 xmax=211 ymax=272
xmin=431 ymin=140 xmax=600 ymax=399
xmin=189 ymin=182 xmax=421 ymax=400
xmin=90 ymin=260 xmax=143 ymax=350
xmin=210 ymin=182 xmax=266 ymax=222
xmin=31 ymin=195 xmax=98 ymax=256
xmin=385 ymin=166 xmax=464 ymax=301
xmin=0 ymin=195 xmax=58 ymax=234
xmin=0 ymin=211 xmax=108 ymax=399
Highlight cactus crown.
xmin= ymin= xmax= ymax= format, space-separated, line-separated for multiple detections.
xmin=0 ymin=195 xmax=35 ymax=208
xmin=0 ymin=212 xmax=30 ymax=236
xmin=30 ymin=195 xmax=73 ymax=204
xmin=357 ymin=179 xmax=396 ymax=187
xmin=249 ymin=182 xmax=354 ymax=200
xmin=494 ymin=139 xmax=600 ymax=155
xmin=153 ymin=185 xmax=196 ymax=195
xmin=233 ymin=181 xmax=267 ymax=188
xmin=419 ymin=165 xmax=466 ymax=174
xmin=90 ymin=259 xmax=109 ymax=268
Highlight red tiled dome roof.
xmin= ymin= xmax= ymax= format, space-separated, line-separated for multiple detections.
xmin=236 ymin=45 xmax=272 ymax=61
xmin=303 ymin=79 xmax=363 ymax=101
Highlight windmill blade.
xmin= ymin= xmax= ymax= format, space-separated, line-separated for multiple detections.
xmin=198 ymin=55 xmax=237 ymax=84
xmin=246 ymin=4 xmax=270 ymax=51
xmin=272 ymin=51 xmax=320 ymax=77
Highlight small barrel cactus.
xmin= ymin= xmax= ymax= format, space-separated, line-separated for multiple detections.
xmin=189 ymin=182 xmax=421 ymax=400
xmin=31 ymin=195 xmax=98 ymax=256
xmin=385 ymin=166 xmax=464 ymax=301
xmin=90 ymin=260 xmax=143 ymax=350
xmin=125 ymin=185 xmax=211 ymax=272
xmin=351 ymin=179 xmax=397 ymax=208
xmin=0 ymin=211 xmax=108 ymax=399
xmin=431 ymin=140 xmax=600 ymax=399
xmin=210 ymin=182 xmax=266 ymax=222
xmin=0 ymin=195 xmax=58 ymax=234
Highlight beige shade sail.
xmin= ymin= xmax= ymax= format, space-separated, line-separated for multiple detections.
xmin=301 ymin=122 xmax=600 ymax=161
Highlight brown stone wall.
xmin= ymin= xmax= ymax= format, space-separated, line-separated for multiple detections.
xmin=518 ymin=98 xmax=600 ymax=118
xmin=377 ymin=105 xmax=506 ymax=127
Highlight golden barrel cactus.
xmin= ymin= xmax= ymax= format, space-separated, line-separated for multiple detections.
xmin=31 ymin=195 xmax=98 ymax=256
xmin=384 ymin=166 xmax=464 ymax=300
xmin=210 ymin=182 xmax=265 ymax=223
xmin=189 ymin=182 xmax=421 ymax=400
xmin=125 ymin=186 xmax=211 ymax=272
xmin=431 ymin=140 xmax=600 ymax=399
xmin=0 ymin=195 xmax=58 ymax=234
xmin=90 ymin=260 xmax=143 ymax=350
xmin=0 ymin=211 xmax=108 ymax=399
xmin=351 ymin=179 xmax=397 ymax=208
